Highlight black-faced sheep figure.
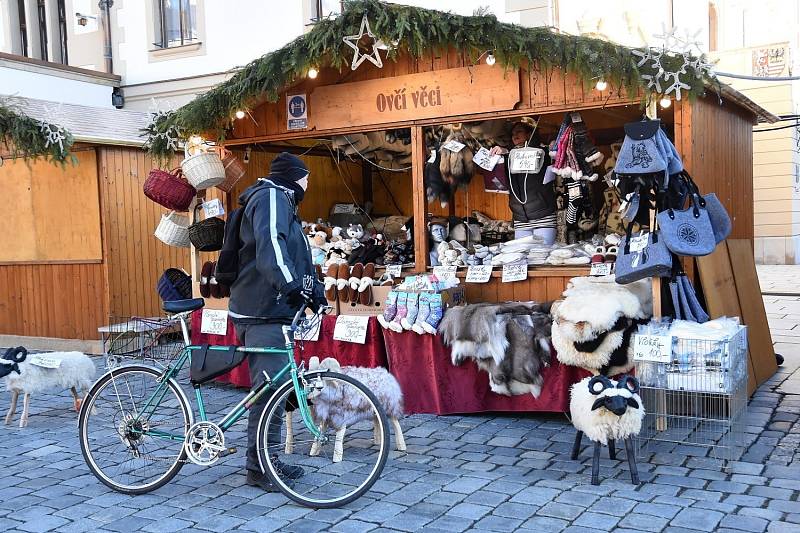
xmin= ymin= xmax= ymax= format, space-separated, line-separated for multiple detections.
xmin=570 ymin=374 xmax=644 ymax=485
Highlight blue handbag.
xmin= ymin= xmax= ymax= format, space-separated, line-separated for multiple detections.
xmin=615 ymin=222 xmax=673 ymax=285
xmin=656 ymin=194 xmax=716 ymax=257
xmin=681 ymin=172 xmax=731 ymax=244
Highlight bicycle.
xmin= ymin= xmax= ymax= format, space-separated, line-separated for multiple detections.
xmin=78 ymin=297 xmax=390 ymax=508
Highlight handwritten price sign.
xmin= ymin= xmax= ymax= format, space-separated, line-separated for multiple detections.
xmin=502 ymin=264 xmax=528 ymax=283
xmin=466 ymin=264 xmax=492 ymax=283
xmin=633 ymin=334 xmax=673 ymax=363
xmin=432 ymin=265 xmax=457 ymax=281
xmin=333 ymin=315 xmax=370 ymax=344
xmin=590 ymin=263 xmax=614 ymax=276
xmin=200 ymin=309 xmax=229 ymax=336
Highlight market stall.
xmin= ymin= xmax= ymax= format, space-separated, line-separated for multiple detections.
xmin=142 ymin=1 xmax=778 ymax=414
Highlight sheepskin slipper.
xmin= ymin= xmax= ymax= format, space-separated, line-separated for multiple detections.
xmin=359 ymin=263 xmax=375 ymax=306
xmin=337 ymin=263 xmax=350 ymax=303
xmin=324 ymin=264 xmax=338 ymax=301
xmin=199 ymin=261 xmax=213 ymax=298
xmin=348 ymin=263 xmax=364 ymax=303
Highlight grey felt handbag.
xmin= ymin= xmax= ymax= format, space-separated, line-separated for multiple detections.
xmin=656 ymin=194 xmax=716 ymax=256
xmin=669 ymin=273 xmax=710 ymax=323
xmin=615 ymin=222 xmax=673 ymax=285
xmin=614 ymin=120 xmax=667 ymax=176
xmin=681 ymin=172 xmax=731 ymax=244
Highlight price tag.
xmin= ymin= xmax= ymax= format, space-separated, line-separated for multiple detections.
xmin=633 ymin=334 xmax=673 ymax=363
xmin=386 ymin=264 xmax=402 ymax=277
xmin=473 ymin=147 xmax=502 ymax=171
xmin=29 ymin=355 xmax=62 ymax=369
xmin=502 ymin=264 xmax=528 ymax=283
xmin=442 ymin=139 xmax=466 ymax=153
xmin=590 ymin=263 xmax=614 ymax=276
xmin=427 ymin=149 xmax=437 ymax=163
xmin=570 ymin=112 xmax=583 ymax=123
xmin=332 ymin=203 xmax=358 ymax=214
xmin=628 ymin=233 xmax=649 ymax=253
xmin=508 ymin=147 xmax=545 ymax=173
xmin=294 ymin=318 xmax=321 ymax=342
xmin=432 ymin=265 xmax=457 ymax=281
xmin=202 ymin=198 xmax=225 ymax=218
xmin=466 ymin=264 xmax=492 ymax=283
xmin=200 ymin=309 xmax=229 ymax=336
xmin=333 ymin=315 xmax=370 ymax=344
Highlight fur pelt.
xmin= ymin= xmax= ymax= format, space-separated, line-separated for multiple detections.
xmin=570 ymin=376 xmax=644 ymax=442
xmin=440 ymin=302 xmax=553 ymax=397
xmin=5 ymin=351 xmax=95 ymax=394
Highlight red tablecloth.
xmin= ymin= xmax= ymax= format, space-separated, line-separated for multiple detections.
xmin=190 ymin=311 xmax=387 ymax=388
xmin=382 ymin=329 xmax=592 ymax=415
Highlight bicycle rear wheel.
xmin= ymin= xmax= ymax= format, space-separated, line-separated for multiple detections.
xmin=78 ymin=365 xmax=192 ymax=494
xmin=257 ymin=370 xmax=390 ymax=508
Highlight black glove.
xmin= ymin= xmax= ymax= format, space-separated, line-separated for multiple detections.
xmin=309 ymin=281 xmax=328 ymax=313
xmin=284 ymin=283 xmax=311 ymax=307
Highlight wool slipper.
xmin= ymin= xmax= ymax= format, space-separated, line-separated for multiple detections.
xmin=349 ymin=263 xmax=364 ymax=303
xmin=359 ymin=263 xmax=375 ymax=306
xmin=336 ymin=263 xmax=350 ymax=303
xmin=605 ymin=246 xmax=618 ymax=263
xmin=210 ymin=273 xmax=222 ymax=299
xmin=591 ymin=246 xmax=606 ymax=265
xmin=200 ymin=261 xmax=213 ymax=298
xmin=324 ymin=264 xmax=338 ymax=301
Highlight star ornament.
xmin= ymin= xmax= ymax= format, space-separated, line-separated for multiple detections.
xmin=343 ymin=14 xmax=384 ymax=71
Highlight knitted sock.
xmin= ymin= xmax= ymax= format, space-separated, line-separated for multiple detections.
xmin=376 ymin=290 xmax=399 ymax=329
xmin=411 ymin=293 xmax=431 ymax=334
xmin=388 ymin=292 xmax=408 ymax=332
xmin=422 ymin=293 xmax=444 ymax=334
xmin=400 ymin=292 xmax=420 ymax=330
xmin=566 ymin=180 xmax=583 ymax=224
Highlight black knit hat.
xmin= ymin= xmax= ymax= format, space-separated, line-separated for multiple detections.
xmin=269 ymin=152 xmax=309 ymax=182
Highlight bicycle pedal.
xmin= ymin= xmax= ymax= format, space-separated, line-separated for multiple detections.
xmin=218 ymin=447 xmax=237 ymax=457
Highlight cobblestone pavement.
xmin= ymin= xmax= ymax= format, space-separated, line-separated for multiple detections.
xmin=0 ymin=300 xmax=798 ymax=532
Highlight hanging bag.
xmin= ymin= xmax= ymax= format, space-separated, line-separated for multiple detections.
xmin=214 ymin=147 xmax=247 ymax=193
xmin=154 ymin=211 xmax=191 ymax=248
xmin=190 ymin=345 xmax=246 ymax=384
xmin=668 ymin=262 xmax=710 ymax=323
xmin=614 ymin=120 xmax=667 ymax=177
xmin=181 ymin=144 xmax=226 ymax=190
xmin=157 ymin=268 xmax=192 ymax=301
xmin=656 ymin=193 xmax=716 ymax=256
xmin=143 ymin=168 xmax=196 ymax=211
xmin=188 ymin=205 xmax=226 ymax=251
xmin=680 ymin=172 xmax=732 ymax=244
xmin=615 ymin=221 xmax=673 ymax=284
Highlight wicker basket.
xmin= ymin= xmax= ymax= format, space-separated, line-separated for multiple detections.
xmin=155 ymin=211 xmax=191 ymax=248
xmin=143 ymin=168 xmax=196 ymax=211
xmin=188 ymin=206 xmax=225 ymax=251
xmin=215 ymin=147 xmax=247 ymax=193
xmin=157 ymin=268 xmax=192 ymax=301
xmin=181 ymin=145 xmax=225 ymax=190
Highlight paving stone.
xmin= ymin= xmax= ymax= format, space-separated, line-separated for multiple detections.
xmin=447 ymin=502 xmax=492 ymax=521
xmin=141 ymin=517 xmax=194 ymax=533
xmin=719 ymin=514 xmax=768 ymax=532
xmin=510 ymin=486 xmax=560 ymax=506
xmin=587 ymin=497 xmax=638 ymax=517
xmin=17 ymin=515 xmax=69 ymax=533
xmin=237 ymin=517 xmax=289 ymax=532
xmin=632 ymin=502 xmax=680 ymax=519
xmin=521 ymin=516 xmax=570 ymax=532
xmin=670 ymin=508 xmax=723 ymax=532
xmin=706 ymin=481 xmax=749 ymax=494
xmin=536 ymin=502 xmax=584 ymax=521
xmin=573 ymin=511 xmax=620 ymax=530
xmin=426 ymin=515 xmax=474 ymax=531
xmin=767 ymin=522 xmax=800 ymax=533
xmin=723 ymin=494 xmax=767 ymax=507
xmin=473 ymin=514 xmax=524 ymax=531
xmin=618 ymin=513 xmax=669 ymax=532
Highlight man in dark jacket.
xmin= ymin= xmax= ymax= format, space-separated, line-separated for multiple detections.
xmin=229 ymin=152 xmax=325 ymax=491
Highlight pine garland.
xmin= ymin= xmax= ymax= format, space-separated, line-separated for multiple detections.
xmin=146 ymin=0 xmax=715 ymax=159
xmin=0 ymin=101 xmax=74 ymax=163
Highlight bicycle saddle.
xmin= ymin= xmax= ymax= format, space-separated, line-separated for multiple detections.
xmin=162 ymin=298 xmax=205 ymax=314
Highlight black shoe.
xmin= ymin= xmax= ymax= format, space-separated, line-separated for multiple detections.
xmin=245 ymin=471 xmax=283 ymax=492
xmin=272 ymin=457 xmax=305 ymax=480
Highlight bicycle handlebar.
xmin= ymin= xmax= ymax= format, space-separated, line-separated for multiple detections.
xmin=290 ymin=299 xmax=331 ymax=330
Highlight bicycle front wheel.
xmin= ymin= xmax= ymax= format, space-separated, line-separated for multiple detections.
xmin=257 ymin=370 xmax=390 ymax=508
xmin=79 ymin=365 xmax=192 ymax=494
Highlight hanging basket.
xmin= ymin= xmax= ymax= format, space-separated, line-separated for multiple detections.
xmin=215 ymin=147 xmax=247 ymax=193
xmin=154 ymin=211 xmax=191 ymax=248
xmin=157 ymin=268 xmax=192 ymax=301
xmin=181 ymin=144 xmax=225 ymax=190
xmin=188 ymin=206 xmax=225 ymax=251
xmin=143 ymin=168 xmax=196 ymax=211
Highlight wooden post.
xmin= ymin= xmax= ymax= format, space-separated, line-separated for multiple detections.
xmin=411 ymin=126 xmax=428 ymax=273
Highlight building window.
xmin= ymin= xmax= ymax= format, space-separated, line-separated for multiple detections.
xmin=154 ymin=0 xmax=198 ymax=48
xmin=309 ymin=0 xmax=342 ymax=23
xmin=57 ymin=0 xmax=68 ymax=64
xmin=36 ymin=0 xmax=48 ymax=61
xmin=17 ymin=0 xmax=28 ymax=57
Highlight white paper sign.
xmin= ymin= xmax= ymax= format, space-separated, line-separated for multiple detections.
xmin=386 ymin=264 xmax=402 ymax=277
xmin=466 ymin=264 xmax=492 ymax=283
xmin=473 ymin=147 xmax=502 ymax=171
xmin=427 ymin=149 xmax=437 ymax=163
xmin=332 ymin=203 xmax=358 ymax=214
xmin=508 ymin=147 xmax=545 ymax=173
xmin=590 ymin=262 xmax=614 ymax=276
xmin=432 ymin=265 xmax=458 ymax=281
xmin=633 ymin=334 xmax=673 ymax=363
xmin=294 ymin=319 xmax=321 ymax=342
xmin=202 ymin=198 xmax=225 ymax=218
xmin=287 ymin=93 xmax=308 ymax=130
xmin=333 ymin=315 xmax=370 ymax=344
xmin=29 ymin=355 xmax=62 ymax=369
xmin=502 ymin=264 xmax=528 ymax=283
xmin=442 ymin=139 xmax=466 ymax=153
xmin=628 ymin=233 xmax=649 ymax=253
xmin=200 ymin=309 xmax=229 ymax=336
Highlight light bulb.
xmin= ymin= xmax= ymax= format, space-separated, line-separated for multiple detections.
xmin=485 ymin=53 xmax=496 ymax=66
xmin=308 ymin=67 xmax=319 ymax=79
xmin=189 ymin=135 xmax=204 ymax=145
xmin=595 ymin=79 xmax=608 ymax=91
xmin=235 ymin=110 xmax=245 ymax=119
xmin=659 ymin=97 xmax=672 ymax=108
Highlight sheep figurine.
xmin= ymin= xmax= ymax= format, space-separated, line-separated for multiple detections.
xmin=2 ymin=347 xmax=95 ymax=428
xmin=287 ymin=357 xmax=405 ymax=463
xmin=569 ymin=374 xmax=644 ymax=485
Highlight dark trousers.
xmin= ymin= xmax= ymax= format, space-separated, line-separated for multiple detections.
xmin=234 ymin=321 xmax=291 ymax=473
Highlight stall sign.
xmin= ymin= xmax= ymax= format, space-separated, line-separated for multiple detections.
xmin=333 ymin=315 xmax=370 ymax=344
xmin=294 ymin=319 xmax=321 ymax=342
xmin=473 ymin=147 xmax=502 ymax=171
xmin=29 ymin=355 xmax=61 ymax=369
xmin=432 ymin=265 xmax=457 ymax=281
xmin=590 ymin=263 xmax=614 ymax=276
xmin=502 ymin=264 xmax=527 ymax=282
xmin=287 ymin=93 xmax=308 ymax=130
xmin=466 ymin=264 xmax=492 ymax=283
xmin=442 ymin=139 xmax=465 ymax=153
xmin=508 ymin=147 xmax=545 ymax=173
xmin=202 ymin=198 xmax=225 ymax=218
xmin=633 ymin=334 xmax=673 ymax=363
xmin=201 ymin=309 xmax=229 ymax=336
xmin=386 ymin=264 xmax=402 ymax=277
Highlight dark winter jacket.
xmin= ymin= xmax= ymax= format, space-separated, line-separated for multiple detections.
xmin=229 ymin=179 xmax=322 ymax=323
xmin=506 ymin=148 xmax=555 ymax=222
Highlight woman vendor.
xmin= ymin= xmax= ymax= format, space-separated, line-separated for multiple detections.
xmin=489 ymin=118 xmax=556 ymax=244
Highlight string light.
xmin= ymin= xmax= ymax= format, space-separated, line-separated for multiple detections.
xmin=485 ymin=53 xmax=496 ymax=66
xmin=659 ymin=97 xmax=672 ymax=108
xmin=308 ymin=67 xmax=319 ymax=79
xmin=235 ymin=110 xmax=245 ymax=119
xmin=595 ymin=79 xmax=608 ymax=91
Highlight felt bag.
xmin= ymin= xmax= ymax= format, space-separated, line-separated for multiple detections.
xmin=669 ymin=273 xmax=709 ymax=323
xmin=190 ymin=345 xmax=246 ymax=384
xmin=614 ymin=120 xmax=667 ymax=176
xmin=656 ymin=194 xmax=716 ymax=256
xmin=679 ymin=172 xmax=731 ymax=244
xmin=615 ymin=222 xmax=673 ymax=284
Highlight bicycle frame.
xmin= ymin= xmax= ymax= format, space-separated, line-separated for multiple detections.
xmin=129 ymin=308 xmax=323 ymax=445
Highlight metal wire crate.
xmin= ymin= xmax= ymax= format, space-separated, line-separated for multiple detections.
xmin=635 ymin=326 xmax=748 ymax=465
xmin=99 ymin=316 xmax=184 ymax=368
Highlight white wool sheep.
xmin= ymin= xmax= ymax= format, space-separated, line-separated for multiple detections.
xmin=287 ymin=357 xmax=405 ymax=463
xmin=4 ymin=350 xmax=95 ymax=428
xmin=569 ymin=374 xmax=644 ymax=485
